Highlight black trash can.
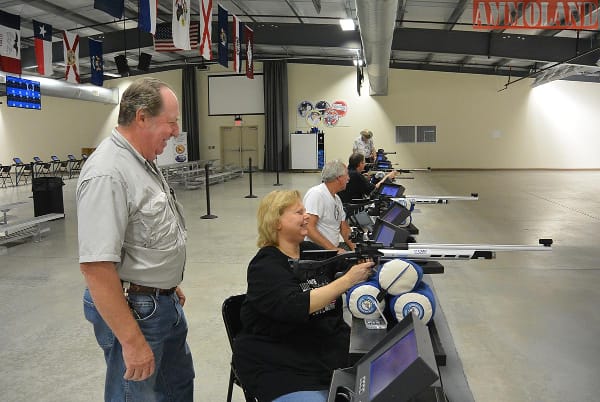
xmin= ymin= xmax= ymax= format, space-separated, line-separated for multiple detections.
xmin=32 ymin=176 xmax=64 ymax=217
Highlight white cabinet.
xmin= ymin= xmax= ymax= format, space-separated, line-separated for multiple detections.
xmin=290 ymin=133 xmax=317 ymax=169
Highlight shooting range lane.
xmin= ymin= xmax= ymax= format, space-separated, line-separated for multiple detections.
xmin=0 ymin=170 xmax=598 ymax=402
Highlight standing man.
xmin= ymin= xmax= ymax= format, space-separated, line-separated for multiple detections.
xmin=304 ymin=159 xmax=355 ymax=253
xmin=77 ymin=78 xmax=194 ymax=401
xmin=352 ymin=129 xmax=376 ymax=163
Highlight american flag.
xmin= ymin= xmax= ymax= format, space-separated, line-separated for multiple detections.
xmin=154 ymin=21 xmax=199 ymax=52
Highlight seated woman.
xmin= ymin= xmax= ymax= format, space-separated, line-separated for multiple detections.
xmin=338 ymin=153 xmax=396 ymax=203
xmin=233 ymin=190 xmax=374 ymax=402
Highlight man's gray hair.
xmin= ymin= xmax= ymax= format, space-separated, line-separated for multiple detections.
xmin=321 ymin=159 xmax=347 ymax=183
xmin=118 ymin=77 xmax=173 ymax=126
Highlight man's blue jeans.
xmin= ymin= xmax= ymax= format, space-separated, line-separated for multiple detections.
xmin=83 ymin=288 xmax=195 ymax=402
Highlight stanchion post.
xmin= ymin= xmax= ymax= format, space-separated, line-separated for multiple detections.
xmin=245 ymin=157 xmax=257 ymax=198
xmin=273 ymin=133 xmax=282 ymax=186
xmin=200 ymin=163 xmax=218 ymax=219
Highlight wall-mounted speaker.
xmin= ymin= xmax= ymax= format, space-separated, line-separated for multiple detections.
xmin=138 ymin=52 xmax=152 ymax=71
xmin=114 ymin=55 xmax=130 ymax=75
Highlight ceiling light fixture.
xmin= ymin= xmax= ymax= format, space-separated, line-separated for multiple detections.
xmin=339 ymin=19 xmax=355 ymax=31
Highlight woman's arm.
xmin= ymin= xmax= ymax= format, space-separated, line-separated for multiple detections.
xmin=308 ymin=261 xmax=373 ymax=313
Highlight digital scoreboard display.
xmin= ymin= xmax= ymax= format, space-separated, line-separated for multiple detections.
xmin=6 ymin=76 xmax=42 ymax=110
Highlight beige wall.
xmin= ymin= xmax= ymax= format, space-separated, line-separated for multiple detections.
xmin=2 ymin=63 xmax=599 ymax=168
xmin=288 ymin=64 xmax=600 ymax=169
xmin=196 ymin=62 xmax=265 ymax=169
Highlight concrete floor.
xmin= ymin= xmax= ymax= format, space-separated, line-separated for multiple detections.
xmin=0 ymin=170 xmax=598 ymax=402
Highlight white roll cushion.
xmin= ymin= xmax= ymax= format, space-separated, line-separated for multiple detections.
xmin=389 ymin=282 xmax=436 ymax=324
xmin=377 ymin=259 xmax=423 ymax=296
xmin=346 ymin=281 xmax=385 ymax=319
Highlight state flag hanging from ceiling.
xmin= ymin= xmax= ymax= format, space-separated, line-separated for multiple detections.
xmin=232 ymin=14 xmax=242 ymax=73
xmin=245 ymin=25 xmax=254 ymax=79
xmin=89 ymin=38 xmax=103 ymax=87
xmin=94 ymin=0 xmax=124 ymax=19
xmin=0 ymin=10 xmax=21 ymax=74
xmin=172 ymin=0 xmax=191 ymax=50
xmin=33 ymin=20 xmax=53 ymax=76
xmin=139 ymin=0 xmax=157 ymax=35
xmin=199 ymin=0 xmax=213 ymax=60
xmin=217 ymin=4 xmax=228 ymax=68
xmin=154 ymin=21 xmax=199 ymax=51
xmin=63 ymin=31 xmax=80 ymax=83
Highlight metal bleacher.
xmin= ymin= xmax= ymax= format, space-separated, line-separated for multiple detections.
xmin=160 ymin=160 xmax=243 ymax=190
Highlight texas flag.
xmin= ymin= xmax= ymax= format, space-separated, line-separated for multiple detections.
xmin=139 ymin=0 xmax=157 ymax=35
xmin=63 ymin=31 xmax=80 ymax=83
xmin=0 ymin=10 xmax=21 ymax=74
xmin=33 ymin=20 xmax=53 ymax=76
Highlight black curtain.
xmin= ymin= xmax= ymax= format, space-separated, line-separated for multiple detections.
xmin=263 ymin=61 xmax=289 ymax=171
xmin=182 ymin=65 xmax=200 ymax=161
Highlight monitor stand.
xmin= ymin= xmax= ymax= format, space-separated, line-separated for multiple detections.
xmin=327 ymin=367 xmax=356 ymax=402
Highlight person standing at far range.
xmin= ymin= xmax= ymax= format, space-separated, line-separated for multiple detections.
xmin=77 ymin=77 xmax=195 ymax=401
xmin=352 ymin=129 xmax=376 ymax=163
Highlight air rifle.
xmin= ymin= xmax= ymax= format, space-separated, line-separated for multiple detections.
xmin=290 ymin=239 xmax=553 ymax=281
xmin=392 ymin=193 xmax=479 ymax=204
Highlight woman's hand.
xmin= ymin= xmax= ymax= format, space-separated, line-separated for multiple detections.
xmin=344 ymin=261 xmax=375 ymax=287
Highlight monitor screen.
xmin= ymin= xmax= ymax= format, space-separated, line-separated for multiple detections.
xmin=51 ymin=155 xmax=60 ymax=161
xmin=352 ymin=312 xmax=439 ymax=402
xmin=374 ymin=223 xmax=396 ymax=247
xmin=381 ymin=202 xmax=411 ymax=226
xmin=6 ymin=76 xmax=42 ymax=110
xmin=378 ymin=183 xmax=404 ymax=198
xmin=372 ymin=219 xmax=408 ymax=246
xmin=33 ymin=156 xmax=42 ymax=163
xmin=370 ymin=330 xmax=418 ymax=400
xmin=13 ymin=157 xmax=23 ymax=165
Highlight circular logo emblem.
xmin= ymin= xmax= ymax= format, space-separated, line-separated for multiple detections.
xmin=297 ymin=100 xmax=314 ymax=117
xmin=306 ymin=110 xmax=322 ymax=127
xmin=356 ymin=294 xmax=377 ymax=315
xmin=402 ymin=302 xmax=424 ymax=319
xmin=315 ymin=100 xmax=330 ymax=113
xmin=323 ymin=109 xmax=339 ymax=127
xmin=332 ymin=100 xmax=348 ymax=116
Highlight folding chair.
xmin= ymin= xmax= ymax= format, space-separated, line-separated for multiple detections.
xmin=12 ymin=158 xmax=32 ymax=185
xmin=32 ymin=157 xmax=51 ymax=176
xmin=1 ymin=164 xmax=14 ymax=187
xmin=221 ymin=294 xmax=256 ymax=402
xmin=67 ymin=154 xmax=82 ymax=178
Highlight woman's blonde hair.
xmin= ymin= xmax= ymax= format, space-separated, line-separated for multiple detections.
xmin=257 ymin=190 xmax=302 ymax=248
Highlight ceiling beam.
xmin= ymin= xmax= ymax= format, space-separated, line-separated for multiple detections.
xmin=444 ymin=0 xmax=469 ymax=30
xmin=392 ymin=27 xmax=598 ymax=66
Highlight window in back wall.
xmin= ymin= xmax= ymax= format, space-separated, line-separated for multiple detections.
xmin=395 ymin=126 xmax=437 ymax=143
xmin=395 ymin=126 xmax=415 ymax=143
xmin=417 ymin=126 xmax=436 ymax=143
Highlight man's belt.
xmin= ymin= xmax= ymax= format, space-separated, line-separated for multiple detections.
xmin=125 ymin=282 xmax=177 ymax=295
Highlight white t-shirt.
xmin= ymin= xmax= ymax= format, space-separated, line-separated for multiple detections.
xmin=303 ymin=182 xmax=346 ymax=246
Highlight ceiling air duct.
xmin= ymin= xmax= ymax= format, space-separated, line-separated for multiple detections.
xmin=0 ymin=73 xmax=119 ymax=105
xmin=356 ymin=0 xmax=399 ymax=96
